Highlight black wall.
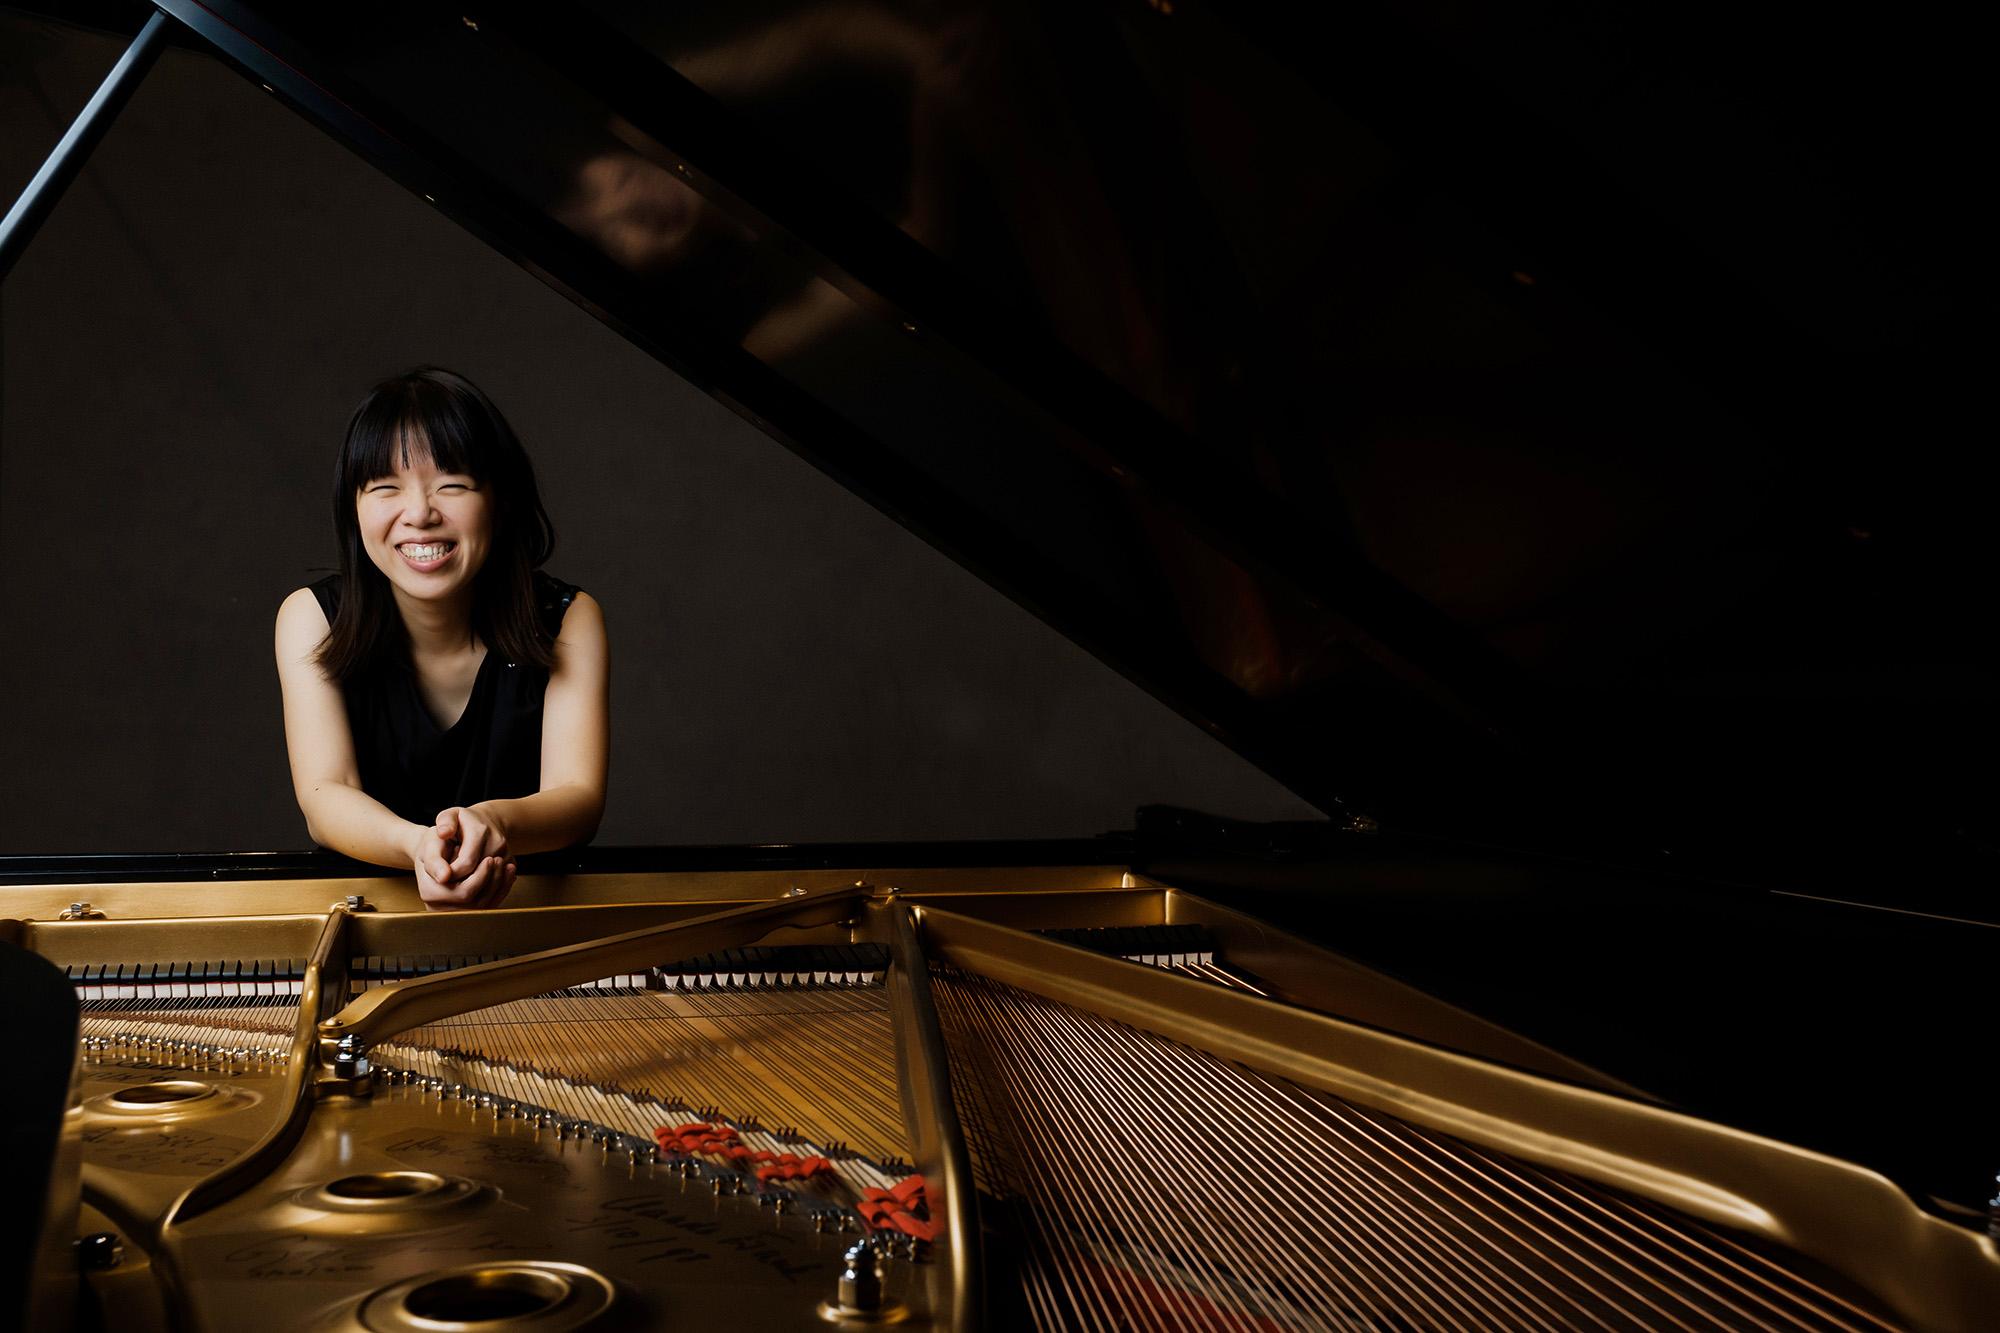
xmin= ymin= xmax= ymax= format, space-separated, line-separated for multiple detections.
xmin=0 ymin=16 xmax=1316 ymax=852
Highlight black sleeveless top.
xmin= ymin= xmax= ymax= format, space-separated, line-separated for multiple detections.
xmin=308 ymin=572 xmax=580 ymax=825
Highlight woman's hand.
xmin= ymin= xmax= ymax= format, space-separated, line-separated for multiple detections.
xmin=412 ymin=806 xmax=516 ymax=910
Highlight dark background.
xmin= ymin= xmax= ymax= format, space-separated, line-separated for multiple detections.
xmin=0 ymin=14 xmax=1316 ymax=852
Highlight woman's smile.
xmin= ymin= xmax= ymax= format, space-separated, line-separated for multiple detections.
xmin=396 ymin=539 xmax=458 ymax=572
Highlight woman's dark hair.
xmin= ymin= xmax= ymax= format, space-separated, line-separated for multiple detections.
xmin=314 ymin=367 xmax=557 ymax=682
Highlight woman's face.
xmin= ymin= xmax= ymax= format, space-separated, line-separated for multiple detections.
xmin=356 ymin=449 xmax=493 ymax=611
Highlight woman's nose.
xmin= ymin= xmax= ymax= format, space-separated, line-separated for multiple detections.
xmin=401 ymin=494 xmax=440 ymax=524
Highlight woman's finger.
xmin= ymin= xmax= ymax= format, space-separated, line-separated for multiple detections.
xmin=413 ymin=827 xmax=456 ymax=885
xmin=417 ymin=870 xmax=475 ymax=910
xmin=481 ymin=859 xmax=518 ymax=910
xmin=451 ymin=854 xmax=498 ymax=902
xmin=448 ymin=811 xmax=495 ymax=879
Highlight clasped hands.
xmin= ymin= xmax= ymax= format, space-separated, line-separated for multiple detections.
xmin=413 ymin=805 xmax=516 ymax=910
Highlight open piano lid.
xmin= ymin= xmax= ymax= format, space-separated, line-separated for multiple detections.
xmin=74 ymin=0 xmax=1999 ymax=905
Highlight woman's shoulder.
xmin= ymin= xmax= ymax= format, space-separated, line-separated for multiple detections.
xmin=275 ymin=583 xmax=334 ymax=668
xmin=279 ymin=580 xmax=337 ymax=630
xmin=532 ymin=571 xmax=590 ymax=633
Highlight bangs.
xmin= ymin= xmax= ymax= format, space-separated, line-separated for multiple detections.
xmin=338 ymin=376 xmax=485 ymax=492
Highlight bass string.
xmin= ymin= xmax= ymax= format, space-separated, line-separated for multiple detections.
xmin=935 ymin=974 xmax=1222 ymax=1333
xmin=1022 ymin=974 xmax=1470 ymax=1332
xmin=938 ymin=969 xmax=1405 ymax=1333
xmin=1309 ymin=1085 xmax=1870 ymax=1333
xmin=948 ymin=960 xmax=1592 ymax=1320
xmin=1333 ymin=1096 xmax=1888 ymax=1333
xmin=1168 ymin=1000 xmax=1830 ymax=1332
xmin=994 ymin=970 xmax=1514 ymax=1333
xmin=944 ymin=964 xmax=1496 ymax=1328
xmin=1064 ymin=996 xmax=1554 ymax=1333
xmin=1168 ymin=1027 xmax=1687 ymax=1332
xmin=1166 ymin=960 xmax=1272 ymax=997
xmin=932 ymin=965 xmax=1898 ymax=1333
xmin=1205 ymin=1055 xmax=1697 ymax=1332
xmin=1583 ymin=1189 xmax=1898 ymax=1332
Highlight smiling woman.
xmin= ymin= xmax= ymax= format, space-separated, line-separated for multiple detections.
xmin=274 ymin=367 xmax=609 ymax=910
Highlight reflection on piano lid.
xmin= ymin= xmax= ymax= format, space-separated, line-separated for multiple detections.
xmin=3 ymin=2 xmax=1997 ymax=1331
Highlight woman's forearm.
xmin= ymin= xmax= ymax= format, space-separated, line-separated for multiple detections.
xmin=299 ymin=782 xmax=426 ymax=869
xmin=471 ymin=784 xmax=603 ymax=856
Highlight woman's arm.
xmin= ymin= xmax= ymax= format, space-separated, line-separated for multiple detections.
xmin=274 ymin=588 xmax=429 ymax=867
xmin=463 ymin=590 xmax=609 ymax=856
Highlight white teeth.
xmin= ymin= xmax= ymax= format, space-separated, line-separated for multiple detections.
xmin=399 ymin=543 xmax=454 ymax=561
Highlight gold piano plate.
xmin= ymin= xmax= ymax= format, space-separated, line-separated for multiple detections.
xmin=86 ymin=1078 xmax=256 ymax=1121
xmin=347 ymin=1261 xmax=616 ymax=1333
xmin=169 ymin=1088 xmax=923 ymax=1331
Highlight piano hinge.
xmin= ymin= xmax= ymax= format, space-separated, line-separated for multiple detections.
xmin=58 ymin=901 xmax=105 ymax=921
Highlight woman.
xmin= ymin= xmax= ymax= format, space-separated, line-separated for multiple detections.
xmin=275 ymin=367 xmax=607 ymax=909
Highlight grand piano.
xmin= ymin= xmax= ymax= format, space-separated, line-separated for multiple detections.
xmin=1 ymin=2 xmax=1994 ymax=1330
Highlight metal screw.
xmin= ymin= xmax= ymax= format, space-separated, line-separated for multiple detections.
xmin=76 ymin=1232 xmax=123 ymax=1271
xmin=838 ymin=1239 xmax=883 ymax=1312
xmin=333 ymin=1037 xmax=371 ymax=1080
